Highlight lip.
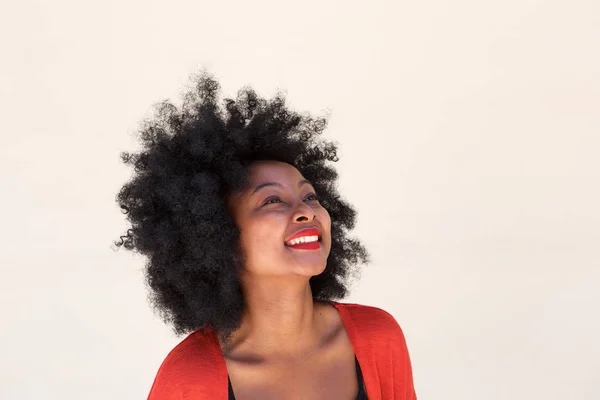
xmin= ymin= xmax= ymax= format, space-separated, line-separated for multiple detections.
xmin=284 ymin=227 xmax=321 ymax=243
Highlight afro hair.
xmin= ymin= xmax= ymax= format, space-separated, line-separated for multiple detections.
xmin=115 ymin=72 xmax=369 ymax=337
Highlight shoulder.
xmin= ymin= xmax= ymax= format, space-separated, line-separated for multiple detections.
xmin=147 ymin=329 xmax=225 ymax=399
xmin=333 ymin=302 xmax=417 ymax=398
xmin=334 ymin=302 xmax=400 ymax=324
xmin=332 ymin=301 xmax=408 ymax=344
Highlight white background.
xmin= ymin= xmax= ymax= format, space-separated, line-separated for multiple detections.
xmin=1 ymin=0 xmax=599 ymax=399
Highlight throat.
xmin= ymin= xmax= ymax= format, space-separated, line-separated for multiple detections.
xmin=221 ymin=301 xmax=338 ymax=361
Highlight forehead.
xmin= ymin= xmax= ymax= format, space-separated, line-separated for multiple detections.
xmin=244 ymin=160 xmax=305 ymax=185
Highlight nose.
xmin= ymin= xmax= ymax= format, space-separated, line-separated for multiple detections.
xmin=292 ymin=200 xmax=316 ymax=222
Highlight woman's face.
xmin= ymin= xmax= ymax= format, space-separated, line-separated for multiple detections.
xmin=227 ymin=160 xmax=332 ymax=279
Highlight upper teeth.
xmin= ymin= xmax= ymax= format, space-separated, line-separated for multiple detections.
xmin=286 ymin=235 xmax=319 ymax=246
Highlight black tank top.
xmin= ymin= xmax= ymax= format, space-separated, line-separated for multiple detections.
xmin=228 ymin=355 xmax=368 ymax=399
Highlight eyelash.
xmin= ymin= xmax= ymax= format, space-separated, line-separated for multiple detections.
xmin=264 ymin=194 xmax=319 ymax=205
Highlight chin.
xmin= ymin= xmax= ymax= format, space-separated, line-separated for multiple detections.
xmin=291 ymin=260 xmax=327 ymax=277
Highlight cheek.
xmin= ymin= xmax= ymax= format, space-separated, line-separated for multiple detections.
xmin=239 ymin=216 xmax=284 ymax=254
xmin=319 ymin=208 xmax=331 ymax=230
xmin=319 ymin=208 xmax=332 ymax=249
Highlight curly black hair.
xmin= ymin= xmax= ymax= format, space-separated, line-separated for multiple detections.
xmin=115 ymin=72 xmax=369 ymax=337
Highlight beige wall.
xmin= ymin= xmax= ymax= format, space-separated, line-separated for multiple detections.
xmin=1 ymin=0 xmax=599 ymax=399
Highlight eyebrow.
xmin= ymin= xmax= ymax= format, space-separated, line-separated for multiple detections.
xmin=251 ymin=179 xmax=312 ymax=195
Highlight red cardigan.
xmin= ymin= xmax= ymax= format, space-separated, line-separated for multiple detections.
xmin=148 ymin=302 xmax=417 ymax=399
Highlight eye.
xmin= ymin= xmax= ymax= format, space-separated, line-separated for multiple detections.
xmin=305 ymin=193 xmax=319 ymax=202
xmin=263 ymin=196 xmax=282 ymax=205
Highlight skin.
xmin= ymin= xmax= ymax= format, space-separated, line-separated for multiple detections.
xmin=222 ymin=160 xmax=359 ymax=400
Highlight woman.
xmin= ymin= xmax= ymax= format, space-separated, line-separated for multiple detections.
xmin=116 ymin=72 xmax=417 ymax=399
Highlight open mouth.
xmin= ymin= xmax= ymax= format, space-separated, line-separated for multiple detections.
xmin=285 ymin=238 xmax=321 ymax=250
xmin=284 ymin=227 xmax=322 ymax=250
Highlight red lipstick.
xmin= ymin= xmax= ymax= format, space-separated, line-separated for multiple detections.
xmin=284 ymin=227 xmax=321 ymax=250
xmin=287 ymin=241 xmax=320 ymax=250
xmin=284 ymin=227 xmax=321 ymax=243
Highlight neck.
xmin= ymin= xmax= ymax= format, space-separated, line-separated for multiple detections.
xmin=224 ymin=276 xmax=325 ymax=359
